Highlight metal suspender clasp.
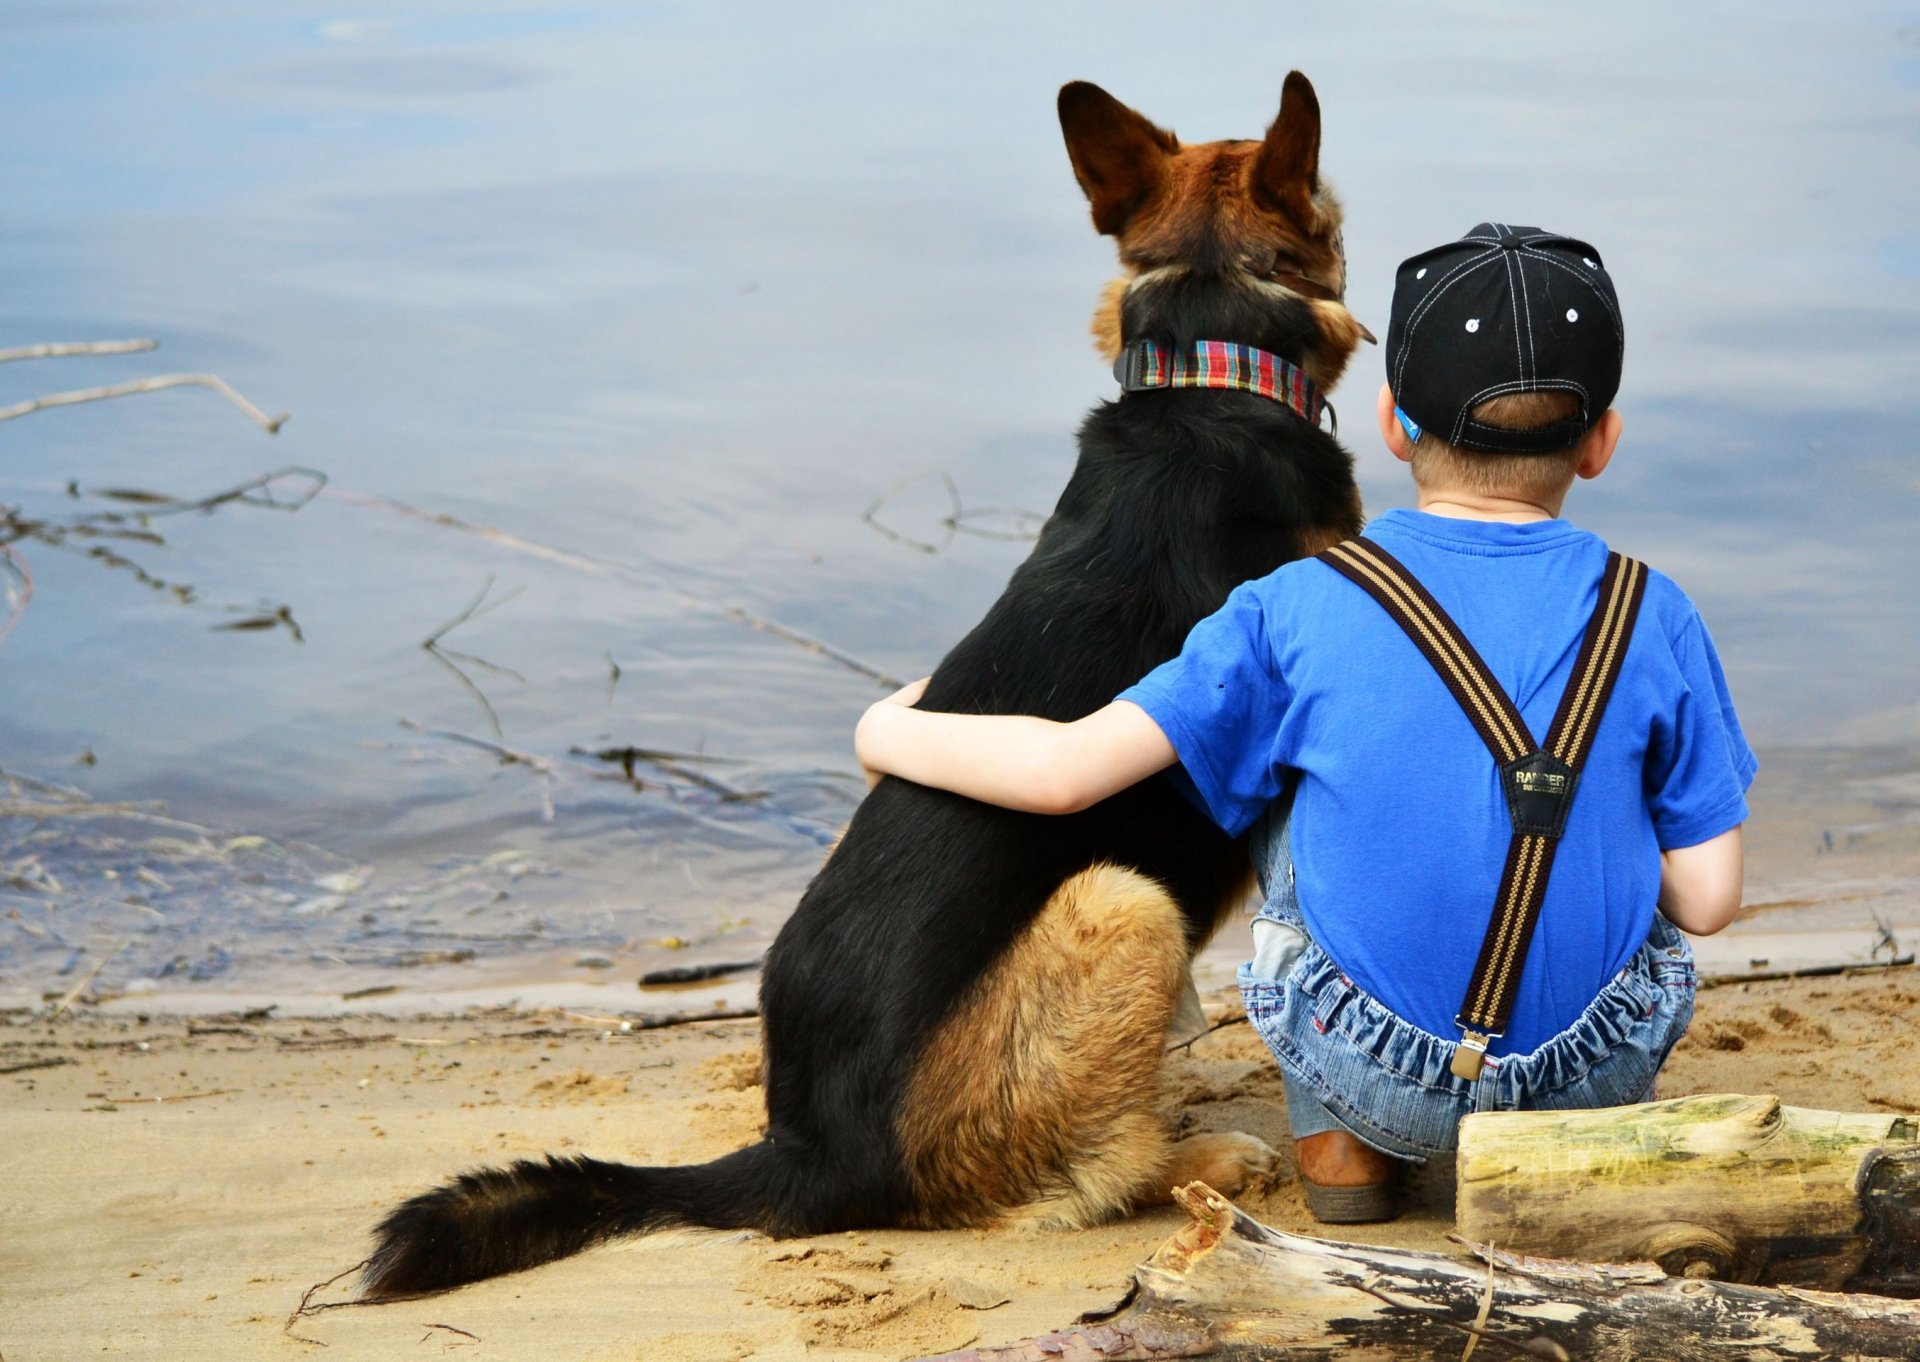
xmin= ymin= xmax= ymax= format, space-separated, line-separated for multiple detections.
xmin=1451 ymin=1028 xmax=1494 ymax=1082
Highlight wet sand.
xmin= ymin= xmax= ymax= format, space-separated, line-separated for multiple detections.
xmin=4 ymin=964 xmax=1918 ymax=1362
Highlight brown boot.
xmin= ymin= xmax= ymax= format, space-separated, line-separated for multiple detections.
xmin=1295 ymin=1129 xmax=1400 ymax=1224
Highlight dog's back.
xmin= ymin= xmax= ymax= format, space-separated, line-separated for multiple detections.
xmin=362 ymin=72 xmax=1368 ymax=1297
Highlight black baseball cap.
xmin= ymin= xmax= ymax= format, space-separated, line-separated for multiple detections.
xmin=1386 ymin=223 xmax=1623 ymax=455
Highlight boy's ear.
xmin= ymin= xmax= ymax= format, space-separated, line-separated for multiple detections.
xmin=1378 ymin=383 xmax=1415 ymax=463
xmin=1058 ymin=82 xmax=1179 ymax=237
xmin=1575 ymin=409 xmax=1623 ymax=480
xmin=1251 ymin=70 xmax=1322 ymax=231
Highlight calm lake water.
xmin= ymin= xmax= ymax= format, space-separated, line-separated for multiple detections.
xmin=3 ymin=2 xmax=1919 ymax=1009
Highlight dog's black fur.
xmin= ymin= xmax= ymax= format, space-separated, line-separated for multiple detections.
xmin=362 ymin=74 xmax=1364 ymax=1297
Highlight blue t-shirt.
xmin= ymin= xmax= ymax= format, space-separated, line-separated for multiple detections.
xmin=1120 ymin=508 xmax=1757 ymax=1054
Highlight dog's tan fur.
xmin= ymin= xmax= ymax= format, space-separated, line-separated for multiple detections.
xmin=898 ymin=863 xmax=1265 ymax=1227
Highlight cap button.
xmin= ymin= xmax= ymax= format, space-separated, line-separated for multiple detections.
xmin=1499 ymin=238 xmax=1523 ymax=252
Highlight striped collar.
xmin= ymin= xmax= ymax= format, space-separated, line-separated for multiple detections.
xmin=1113 ymin=339 xmax=1329 ymax=431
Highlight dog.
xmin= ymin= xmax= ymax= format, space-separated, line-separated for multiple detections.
xmin=361 ymin=71 xmax=1369 ymax=1297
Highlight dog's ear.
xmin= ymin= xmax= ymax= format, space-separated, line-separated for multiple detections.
xmin=1252 ymin=70 xmax=1322 ymax=231
xmin=1058 ymin=82 xmax=1179 ymax=237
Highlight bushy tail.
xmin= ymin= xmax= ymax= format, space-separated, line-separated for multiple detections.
xmin=360 ymin=1142 xmax=779 ymax=1298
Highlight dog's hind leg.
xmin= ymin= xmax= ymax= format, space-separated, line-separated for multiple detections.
xmin=898 ymin=863 xmax=1271 ymax=1230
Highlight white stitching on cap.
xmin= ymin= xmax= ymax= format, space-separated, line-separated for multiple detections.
xmin=1520 ymin=247 xmax=1623 ymax=337
xmin=1469 ymin=377 xmax=1591 ymax=403
xmin=1394 ymin=247 xmax=1500 ymax=395
xmin=1452 ymin=376 xmax=1592 ymax=447
xmin=1500 ymin=246 xmax=1526 ymax=381
xmin=1518 ymin=252 xmax=1538 ymax=379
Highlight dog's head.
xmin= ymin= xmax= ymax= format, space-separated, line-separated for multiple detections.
xmin=1059 ymin=73 xmax=1368 ymax=393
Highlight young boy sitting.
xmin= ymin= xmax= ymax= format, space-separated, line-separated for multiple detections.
xmin=855 ymin=224 xmax=1755 ymax=1223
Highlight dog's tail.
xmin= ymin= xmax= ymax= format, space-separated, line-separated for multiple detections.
xmin=360 ymin=1141 xmax=780 ymax=1298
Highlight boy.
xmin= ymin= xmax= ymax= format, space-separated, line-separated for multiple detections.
xmin=856 ymin=224 xmax=1755 ymax=1223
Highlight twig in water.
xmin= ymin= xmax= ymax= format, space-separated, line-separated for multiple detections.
xmin=332 ymin=489 xmax=903 ymax=689
xmin=0 ymin=373 xmax=290 ymax=433
xmin=862 ymin=468 xmax=962 ymax=555
xmin=420 ymin=576 xmax=526 ymax=740
xmin=89 ymin=466 xmax=327 ymax=520
xmin=863 ymin=468 xmax=1046 ymax=553
xmin=0 ymin=544 xmax=31 ymax=648
xmin=0 ymin=338 xmax=158 ymax=364
xmin=399 ymin=720 xmax=556 ymax=823
xmin=48 ymin=937 xmax=132 ymax=1018
xmin=212 ymin=604 xmax=304 ymax=643
xmin=422 ymin=574 xmax=523 ymax=649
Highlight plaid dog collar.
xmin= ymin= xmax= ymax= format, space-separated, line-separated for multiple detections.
xmin=1113 ymin=339 xmax=1329 ymax=431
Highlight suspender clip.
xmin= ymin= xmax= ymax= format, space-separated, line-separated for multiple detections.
xmin=1450 ymin=1028 xmax=1493 ymax=1082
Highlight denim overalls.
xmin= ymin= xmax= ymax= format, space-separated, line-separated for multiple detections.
xmin=1236 ymin=796 xmax=1697 ymax=1160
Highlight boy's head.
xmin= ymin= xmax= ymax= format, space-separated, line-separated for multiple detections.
xmin=1379 ymin=224 xmax=1624 ymax=505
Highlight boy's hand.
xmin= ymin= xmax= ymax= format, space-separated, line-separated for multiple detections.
xmin=860 ymin=677 xmax=932 ymax=789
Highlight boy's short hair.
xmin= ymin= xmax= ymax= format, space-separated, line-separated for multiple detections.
xmin=1407 ymin=390 xmax=1584 ymax=502
xmin=1386 ymin=224 xmax=1623 ymax=455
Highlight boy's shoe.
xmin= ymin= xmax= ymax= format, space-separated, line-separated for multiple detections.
xmin=1295 ymin=1129 xmax=1401 ymax=1224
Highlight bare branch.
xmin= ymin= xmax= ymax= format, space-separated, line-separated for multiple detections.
xmin=337 ymin=489 xmax=904 ymax=689
xmin=0 ymin=544 xmax=30 ymax=647
xmin=0 ymin=338 xmax=157 ymax=364
xmin=0 ymin=373 xmax=289 ymax=434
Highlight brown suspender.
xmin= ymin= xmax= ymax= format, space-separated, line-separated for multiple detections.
xmin=1318 ymin=536 xmax=1649 ymax=1080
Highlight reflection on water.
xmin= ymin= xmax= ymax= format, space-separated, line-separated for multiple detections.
xmin=2 ymin=3 xmax=1918 ymax=1005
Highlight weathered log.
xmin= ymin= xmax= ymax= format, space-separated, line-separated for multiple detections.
xmin=919 ymin=1183 xmax=1920 ymax=1361
xmin=1458 ymin=1092 xmax=1920 ymax=1294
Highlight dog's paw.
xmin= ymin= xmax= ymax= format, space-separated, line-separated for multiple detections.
xmin=1163 ymin=1130 xmax=1279 ymax=1197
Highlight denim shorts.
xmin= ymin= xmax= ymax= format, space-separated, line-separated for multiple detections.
xmin=1237 ymin=801 xmax=1697 ymax=1161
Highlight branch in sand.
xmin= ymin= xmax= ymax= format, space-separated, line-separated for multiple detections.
xmin=917 ymin=1184 xmax=1920 ymax=1361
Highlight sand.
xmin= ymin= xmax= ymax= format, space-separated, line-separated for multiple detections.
xmin=3 ymin=964 xmax=1918 ymax=1362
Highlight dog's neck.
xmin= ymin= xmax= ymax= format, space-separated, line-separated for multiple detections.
xmin=1111 ymin=338 xmax=1329 ymax=431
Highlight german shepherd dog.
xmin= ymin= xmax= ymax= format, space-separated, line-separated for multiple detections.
xmin=362 ymin=72 xmax=1368 ymax=1298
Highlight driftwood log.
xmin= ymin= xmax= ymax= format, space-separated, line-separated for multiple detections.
xmin=1458 ymin=1093 xmax=1920 ymax=1295
xmin=921 ymin=1183 xmax=1920 ymax=1361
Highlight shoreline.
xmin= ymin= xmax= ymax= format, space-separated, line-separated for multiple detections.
xmin=6 ymin=969 xmax=1919 ymax=1361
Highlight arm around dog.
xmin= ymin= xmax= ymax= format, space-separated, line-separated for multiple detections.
xmin=856 ymin=682 xmax=1177 ymax=815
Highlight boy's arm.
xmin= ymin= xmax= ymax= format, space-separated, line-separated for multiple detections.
xmin=856 ymin=682 xmax=1177 ymax=815
xmin=1657 ymin=825 xmax=1744 ymax=936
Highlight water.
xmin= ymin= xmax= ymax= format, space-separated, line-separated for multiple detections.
xmin=3 ymin=2 xmax=1919 ymax=1009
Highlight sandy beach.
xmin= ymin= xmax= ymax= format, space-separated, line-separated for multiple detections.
xmin=4 ymin=960 xmax=1918 ymax=1362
